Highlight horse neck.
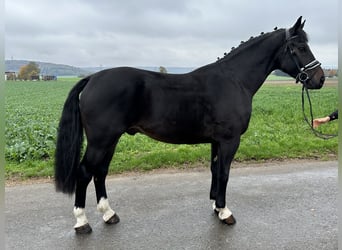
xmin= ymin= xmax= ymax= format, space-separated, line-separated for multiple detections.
xmin=216 ymin=30 xmax=285 ymax=95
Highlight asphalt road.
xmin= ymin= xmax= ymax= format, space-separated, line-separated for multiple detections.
xmin=5 ymin=161 xmax=337 ymax=250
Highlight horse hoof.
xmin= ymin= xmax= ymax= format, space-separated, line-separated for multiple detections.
xmin=75 ymin=223 xmax=92 ymax=234
xmin=222 ymin=215 xmax=236 ymax=225
xmin=105 ymin=213 xmax=120 ymax=225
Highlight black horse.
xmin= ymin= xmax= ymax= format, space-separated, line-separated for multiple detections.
xmin=55 ymin=17 xmax=325 ymax=234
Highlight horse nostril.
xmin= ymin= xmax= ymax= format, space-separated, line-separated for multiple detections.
xmin=320 ymin=76 xmax=325 ymax=85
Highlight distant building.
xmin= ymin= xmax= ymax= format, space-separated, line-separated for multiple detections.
xmin=31 ymin=75 xmax=40 ymax=81
xmin=5 ymin=71 xmax=17 ymax=80
xmin=323 ymin=69 xmax=338 ymax=78
xmin=42 ymin=75 xmax=57 ymax=81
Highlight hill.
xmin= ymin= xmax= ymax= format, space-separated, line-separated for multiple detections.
xmin=5 ymin=60 xmax=195 ymax=76
xmin=5 ymin=60 xmax=90 ymax=77
xmin=5 ymin=60 xmax=337 ymax=78
xmin=80 ymin=66 xmax=195 ymax=74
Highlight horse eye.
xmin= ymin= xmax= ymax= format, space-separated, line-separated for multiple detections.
xmin=298 ymin=46 xmax=306 ymax=52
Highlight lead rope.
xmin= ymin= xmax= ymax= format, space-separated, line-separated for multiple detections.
xmin=301 ymin=85 xmax=338 ymax=139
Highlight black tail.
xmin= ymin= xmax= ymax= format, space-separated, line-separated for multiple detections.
xmin=54 ymin=77 xmax=90 ymax=194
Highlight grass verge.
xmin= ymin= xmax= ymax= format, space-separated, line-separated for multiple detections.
xmin=5 ymin=78 xmax=338 ymax=180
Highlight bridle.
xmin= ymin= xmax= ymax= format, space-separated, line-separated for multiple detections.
xmin=284 ymin=29 xmax=321 ymax=84
xmin=284 ymin=29 xmax=337 ymax=139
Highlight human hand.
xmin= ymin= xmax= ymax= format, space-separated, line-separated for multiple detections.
xmin=312 ymin=116 xmax=330 ymax=129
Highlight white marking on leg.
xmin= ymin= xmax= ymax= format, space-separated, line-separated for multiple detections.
xmin=212 ymin=201 xmax=232 ymax=220
xmin=97 ymin=197 xmax=115 ymax=222
xmin=73 ymin=207 xmax=88 ymax=228
xmin=212 ymin=201 xmax=217 ymax=211
xmin=218 ymin=206 xmax=232 ymax=220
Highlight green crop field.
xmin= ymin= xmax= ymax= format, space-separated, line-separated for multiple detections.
xmin=5 ymin=78 xmax=338 ymax=180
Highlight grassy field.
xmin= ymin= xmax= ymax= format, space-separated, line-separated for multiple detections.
xmin=5 ymin=77 xmax=338 ymax=179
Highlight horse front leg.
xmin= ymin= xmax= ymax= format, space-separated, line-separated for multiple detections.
xmin=212 ymin=137 xmax=240 ymax=225
xmin=210 ymin=142 xmax=218 ymax=200
xmin=95 ymin=175 xmax=120 ymax=225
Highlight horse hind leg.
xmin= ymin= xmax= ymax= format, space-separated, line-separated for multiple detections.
xmin=212 ymin=201 xmax=236 ymax=225
xmin=73 ymin=206 xmax=92 ymax=234
xmin=93 ymin=143 xmax=120 ymax=225
xmin=73 ymin=160 xmax=93 ymax=234
xmin=73 ymin=142 xmax=118 ymax=234
xmin=97 ymin=198 xmax=120 ymax=224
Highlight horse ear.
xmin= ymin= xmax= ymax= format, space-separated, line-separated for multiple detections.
xmin=290 ymin=16 xmax=304 ymax=35
xmin=300 ymin=19 xmax=306 ymax=29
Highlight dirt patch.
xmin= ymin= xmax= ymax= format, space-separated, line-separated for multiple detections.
xmin=5 ymin=176 xmax=54 ymax=187
xmin=5 ymin=157 xmax=337 ymax=187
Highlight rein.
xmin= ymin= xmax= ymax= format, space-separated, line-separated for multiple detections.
xmin=301 ymin=85 xmax=338 ymax=139
xmin=285 ymin=29 xmax=337 ymax=140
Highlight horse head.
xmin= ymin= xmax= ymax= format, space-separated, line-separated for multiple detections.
xmin=278 ymin=16 xmax=325 ymax=89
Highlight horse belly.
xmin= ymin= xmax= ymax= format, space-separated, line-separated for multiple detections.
xmin=130 ymin=118 xmax=212 ymax=144
xmin=141 ymin=128 xmax=211 ymax=144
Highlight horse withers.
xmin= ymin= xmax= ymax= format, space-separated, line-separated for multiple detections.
xmin=55 ymin=17 xmax=324 ymax=234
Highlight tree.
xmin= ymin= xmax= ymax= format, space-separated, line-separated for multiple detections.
xmin=327 ymin=69 xmax=337 ymax=78
xmin=159 ymin=66 xmax=167 ymax=74
xmin=18 ymin=62 xmax=40 ymax=80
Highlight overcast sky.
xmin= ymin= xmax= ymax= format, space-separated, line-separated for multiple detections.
xmin=5 ymin=0 xmax=338 ymax=68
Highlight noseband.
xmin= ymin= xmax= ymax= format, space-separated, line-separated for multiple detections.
xmin=285 ymin=29 xmax=321 ymax=84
